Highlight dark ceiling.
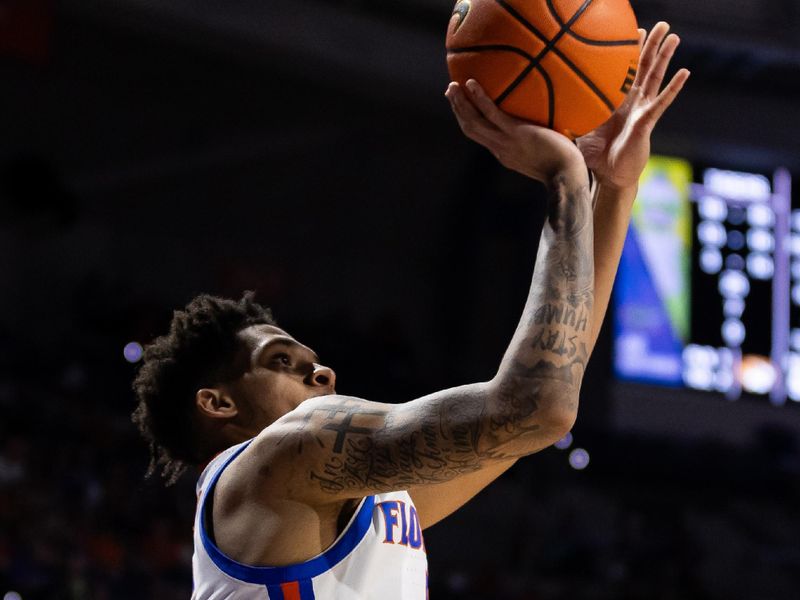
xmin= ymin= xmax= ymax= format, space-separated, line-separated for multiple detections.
xmin=7 ymin=0 xmax=800 ymax=183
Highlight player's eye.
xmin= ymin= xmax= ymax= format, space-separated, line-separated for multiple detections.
xmin=272 ymin=353 xmax=292 ymax=366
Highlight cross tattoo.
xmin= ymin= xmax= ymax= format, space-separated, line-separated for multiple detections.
xmin=309 ymin=405 xmax=386 ymax=453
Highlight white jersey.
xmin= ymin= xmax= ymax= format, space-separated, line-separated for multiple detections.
xmin=192 ymin=441 xmax=429 ymax=600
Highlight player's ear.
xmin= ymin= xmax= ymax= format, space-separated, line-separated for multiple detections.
xmin=196 ymin=388 xmax=238 ymax=419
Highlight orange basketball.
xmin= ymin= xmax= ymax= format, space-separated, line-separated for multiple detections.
xmin=446 ymin=0 xmax=640 ymax=138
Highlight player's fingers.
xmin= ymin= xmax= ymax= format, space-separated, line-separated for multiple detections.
xmin=644 ymin=68 xmax=690 ymax=124
xmin=447 ymin=83 xmax=495 ymax=140
xmin=464 ymin=79 xmax=516 ymax=131
xmin=446 ymin=83 xmax=502 ymax=147
xmin=630 ymin=29 xmax=646 ymax=83
xmin=640 ymin=33 xmax=680 ymax=98
xmin=637 ymin=28 xmax=646 ymax=52
xmin=624 ymin=29 xmax=648 ymax=98
xmin=636 ymin=22 xmax=670 ymax=84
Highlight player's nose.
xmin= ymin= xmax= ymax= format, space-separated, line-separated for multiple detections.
xmin=307 ymin=364 xmax=336 ymax=391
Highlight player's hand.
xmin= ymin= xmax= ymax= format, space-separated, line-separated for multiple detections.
xmin=446 ymin=79 xmax=587 ymax=187
xmin=576 ymin=22 xmax=690 ymax=191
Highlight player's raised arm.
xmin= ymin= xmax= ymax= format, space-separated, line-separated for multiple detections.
xmin=246 ymin=91 xmax=594 ymax=503
xmin=578 ymin=22 xmax=690 ymax=349
xmin=404 ymin=22 xmax=690 ymax=529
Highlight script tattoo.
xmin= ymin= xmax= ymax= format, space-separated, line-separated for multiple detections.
xmin=531 ymin=328 xmax=579 ymax=357
xmin=307 ymin=396 xmax=487 ymax=494
xmin=301 ymin=177 xmax=594 ymax=496
xmin=533 ymin=303 xmax=589 ymax=332
xmin=519 ymin=179 xmax=594 ymax=388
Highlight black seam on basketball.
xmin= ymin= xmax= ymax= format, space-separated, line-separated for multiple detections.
xmin=564 ymin=0 xmax=594 ymax=25
xmin=493 ymin=0 xmax=593 ymax=110
xmin=558 ymin=52 xmax=615 ymax=112
xmin=494 ymin=61 xmax=554 ymax=128
xmin=545 ymin=0 xmax=569 ymax=27
xmin=447 ymin=44 xmax=536 ymax=62
xmin=535 ymin=64 xmax=555 ymax=129
xmin=447 ymin=44 xmax=533 ymax=106
xmin=447 ymin=45 xmax=539 ymax=107
xmin=496 ymin=62 xmax=536 ymax=105
xmin=494 ymin=0 xmax=549 ymax=45
xmin=545 ymin=0 xmax=637 ymax=46
xmin=566 ymin=34 xmax=639 ymax=46
xmin=494 ymin=0 xmax=616 ymax=113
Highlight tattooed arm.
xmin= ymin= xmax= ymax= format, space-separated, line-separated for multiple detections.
xmin=263 ymin=169 xmax=592 ymax=496
xmin=208 ymin=85 xmax=593 ymax=569
xmin=238 ymin=86 xmax=593 ymax=509
xmin=407 ymin=24 xmax=689 ymax=528
xmin=409 ymin=24 xmax=690 ymax=529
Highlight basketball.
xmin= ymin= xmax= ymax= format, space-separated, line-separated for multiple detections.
xmin=446 ymin=0 xmax=640 ymax=138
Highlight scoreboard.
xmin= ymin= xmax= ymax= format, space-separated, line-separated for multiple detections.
xmin=613 ymin=156 xmax=796 ymax=406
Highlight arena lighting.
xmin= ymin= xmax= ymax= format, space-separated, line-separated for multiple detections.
xmin=615 ymin=158 xmax=794 ymax=406
xmin=700 ymin=246 xmax=723 ymax=274
xmin=747 ymin=228 xmax=774 ymax=254
xmin=723 ymin=298 xmax=745 ymax=319
xmin=791 ymin=234 xmax=800 ymax=256
xmin=788 ymin=354 xmax=800 ymax=402
xmin=554 ymin=432 xmax=573 ymax=450
xmin=698 ymin=220 xmax=726 ymax=247
xmin=719 ymin=270 xmax=750 ymax=299
xmin=792 ymin=329 xmax=800 ymax=352
xmin=568 ymin=448 xmax=590 ymax=470
xmin=704 ymin=169 xmax=771 ymax=202
xmin=123 ymin=342 xmax=144 ymax=363
xmin=699 ymin=195 xmax=727 ymax=221
xmin=740 ymin=356 xmax=777 ymax=395
xmin=747 ymin=253 xmax=774 ymax=280
xmin=792 ymin=284 xmax=800 ymax=307
xmin=722 ymin=319 xmax=746 ymax=347
xmin=748 ymin=203 xmax=774 ymax=228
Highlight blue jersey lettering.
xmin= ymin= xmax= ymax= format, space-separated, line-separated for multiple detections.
xmin=398 ymin=501 xmax=409 ymax=546
xmin=408 ymin=506 xmax=422 ymax=549
xmin=378 ymin=501 xmax=400 ymax=544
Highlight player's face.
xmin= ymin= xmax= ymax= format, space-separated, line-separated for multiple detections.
xmin=228 ymin=324 xmax=337 ymax=430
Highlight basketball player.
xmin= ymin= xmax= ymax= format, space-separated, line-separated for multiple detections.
xmin=132 ymin=23 xmax=688 ymax=599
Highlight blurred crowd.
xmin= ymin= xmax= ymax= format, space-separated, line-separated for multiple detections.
xmin=0 ymin=333 xmax=193 ymax=599
xmin=427 ymin=431 xmax=800 ymax=600
xmin=0 ymin=324 xmax=799 ymax=599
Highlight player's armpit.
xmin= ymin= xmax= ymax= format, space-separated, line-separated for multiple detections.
xmin=247 ymin=381 xmax=575 ymax=504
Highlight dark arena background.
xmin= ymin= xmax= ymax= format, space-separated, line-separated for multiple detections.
xmin=2 ymin=0 xmax=800 ymax=598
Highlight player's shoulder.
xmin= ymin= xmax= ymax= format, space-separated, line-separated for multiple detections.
xmin=279 ymin=394 xmax=377 ymax=423
xmin=196 ymin=440 xmax=253 ymax=497
xmin=221 ymin=394 xmax=395 ymax=505
xmin=243 ymin=395 xmax=359 ymax=466
xmin=210 ymin=396 xmax=353 ymax=483
xmin=252 ymin=395 xmax=377 ymax=445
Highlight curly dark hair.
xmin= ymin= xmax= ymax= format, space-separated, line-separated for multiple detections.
xmin=132 ymin=292 xmax=276 ymax=484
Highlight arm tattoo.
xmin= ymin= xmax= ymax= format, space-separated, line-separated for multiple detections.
xmin=299 ymin=176 xmax=594 ymax=496
xmin=305 ymin=396 xmax=487 ymax=494
xmin=305 ymin=363 xmax=562 ymax=495
xmin=512 ymin=176 xmax=594 ymax=388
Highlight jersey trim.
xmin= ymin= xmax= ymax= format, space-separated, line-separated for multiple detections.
xmin=266 ymin=579 xmax=316 ymax=600
xmin=199 ymin=440 xmax=376 ymax=586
